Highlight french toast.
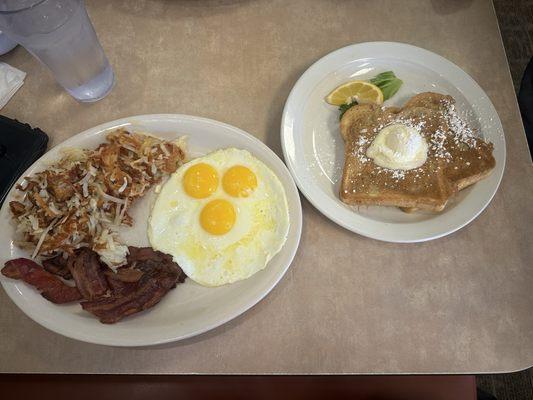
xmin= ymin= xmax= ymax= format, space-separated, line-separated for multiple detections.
xmin=339 ymin=92 xmax=495 ymax=212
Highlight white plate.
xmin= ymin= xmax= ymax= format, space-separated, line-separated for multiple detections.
xmin=0 ymin=114 xmax=302 ymax=346
xmin=281 ymin=42 xmax=505 ymax=242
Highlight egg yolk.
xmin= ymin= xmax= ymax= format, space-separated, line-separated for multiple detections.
xmin=200 ymin=199 xmax=236 ymax=235
xmin=222 ymin=165 xmax=258 ymax=197
xmin=183 ymin=163 xmax=218 ymax=199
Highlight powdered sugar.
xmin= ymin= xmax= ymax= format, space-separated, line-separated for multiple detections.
xmin=430 ymin=127 xmax=452 ymax=160
xmin=391 ymin=169 xmax=406 ymax=180
xmin=353 ymin=135 xmax=370 ymax=163
xmin=444 ymin=101 xmax=478 ymax=148
xmin=373 ymin=165 xmax=406 ymax=181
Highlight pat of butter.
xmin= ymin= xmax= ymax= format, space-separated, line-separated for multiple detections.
xmin=366 ymin=123 xmax=428 ymax=170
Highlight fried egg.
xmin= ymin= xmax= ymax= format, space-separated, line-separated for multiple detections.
xmin=148 ymin=148 xmax=290 ymax=286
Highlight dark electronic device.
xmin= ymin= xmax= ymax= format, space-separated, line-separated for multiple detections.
xmin=0 ymin=116 xmax=48 ymax=206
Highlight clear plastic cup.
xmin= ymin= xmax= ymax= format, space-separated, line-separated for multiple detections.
xmin=0 ymin=0 xmax=115 ymax=102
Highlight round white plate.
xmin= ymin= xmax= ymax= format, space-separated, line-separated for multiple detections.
xmin=0 ymin=114 xmax=302 ymax=346
xmin=281 ymin=42 xmax=505 ymax=242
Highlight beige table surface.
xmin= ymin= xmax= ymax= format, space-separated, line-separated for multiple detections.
xmin=0 ymin=0 xmax=532 ymax=374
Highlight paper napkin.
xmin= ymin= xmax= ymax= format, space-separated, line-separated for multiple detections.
xmin=0 ymin=62 xmax=25 ymax=109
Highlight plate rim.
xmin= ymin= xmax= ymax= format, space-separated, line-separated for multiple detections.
xmin=0 ymin=113 xmax=303 ymax=347
xmin=280 ymin=41 xmax=506 ymax=243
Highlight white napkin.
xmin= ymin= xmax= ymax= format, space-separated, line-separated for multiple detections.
xmin=0 ymin=62 xmax=25 ymax=109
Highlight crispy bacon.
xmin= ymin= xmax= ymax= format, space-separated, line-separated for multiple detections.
xmin=105 ymin=276 xmax=137 ymax=297
xmin=42 ymin=254 xmax=72 ymax=279
xmin=127 ymin=246 xmax=186 ymax=284
xmin=81 ymin=247 xmax=185 ymax=324
xmin=2 ymin=258 xmax=82 ymax=304
xmin=103 ymin=267 xmax=142 ymax=296
xmin=67 ymin=248 xmax=109 ymax=300
xmin=106 ymin=266 xmax=143 ymax=283
xmin=4 ymin=246 xmax=185 ymax=323
xmin=81 ymin=276 xmax=175 ymax=324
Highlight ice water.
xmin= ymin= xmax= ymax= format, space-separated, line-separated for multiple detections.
xmin=0 ymin=0 xmax=114 ymax=102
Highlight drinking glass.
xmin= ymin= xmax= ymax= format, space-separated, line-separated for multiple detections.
xmin=0 ymin=0 xmax=115 ymax=102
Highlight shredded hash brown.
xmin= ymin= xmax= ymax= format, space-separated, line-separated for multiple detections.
xmin=9 ymin=129 xmax=186 ymax=265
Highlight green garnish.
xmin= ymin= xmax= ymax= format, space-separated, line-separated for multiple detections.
xmin=369 ymin=71 xmax=403 ymax=101
xmin=338 ymin=100 xmax=358 ymax=120
xmin=337 ymin=71 xmax=402 ymax=120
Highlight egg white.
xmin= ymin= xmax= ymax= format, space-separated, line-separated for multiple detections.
xmin=148 ymin=148 xmax=290 ymax=286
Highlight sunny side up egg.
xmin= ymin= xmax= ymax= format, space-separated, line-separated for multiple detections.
xmin=148 ymin=148 xmax=290 ymax=287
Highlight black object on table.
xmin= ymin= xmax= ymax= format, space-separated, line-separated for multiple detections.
xmin=519 ymin=57 xmax=533 ymax=157
xmin=0 ymin=115 xmax=48 ymax=206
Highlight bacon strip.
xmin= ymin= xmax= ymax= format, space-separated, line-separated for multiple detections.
xmin=3 ymin=247 xmax=185 ymax=323
xmin=126 ymin=246 xmax=186 ymax=284
xmin=2 ymin=258 xmax=82 ymax=304
xmin=81 ymin=247 xmax=185 ymax=323
xmin=81 ymin=276 xmax=175 ymax=324
xmin=105 ymin=267 xmax=143 ymax=283
xmin=42 ymin=254 xmax=72 ymax=279
xmin=67 ymin=248 xmax=109 ymax=300
xmin=103 ymin=267 xmax=141 ymax=297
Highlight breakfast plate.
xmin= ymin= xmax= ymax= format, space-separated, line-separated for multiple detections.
xmin=0 ymin=114 xmax=302 ymax=346
xmin=281 ymin=42 xmax=505 ymax=242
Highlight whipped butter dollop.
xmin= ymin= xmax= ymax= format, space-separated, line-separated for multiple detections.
xmin=366 ymin=123 xmax=428 ymax=170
